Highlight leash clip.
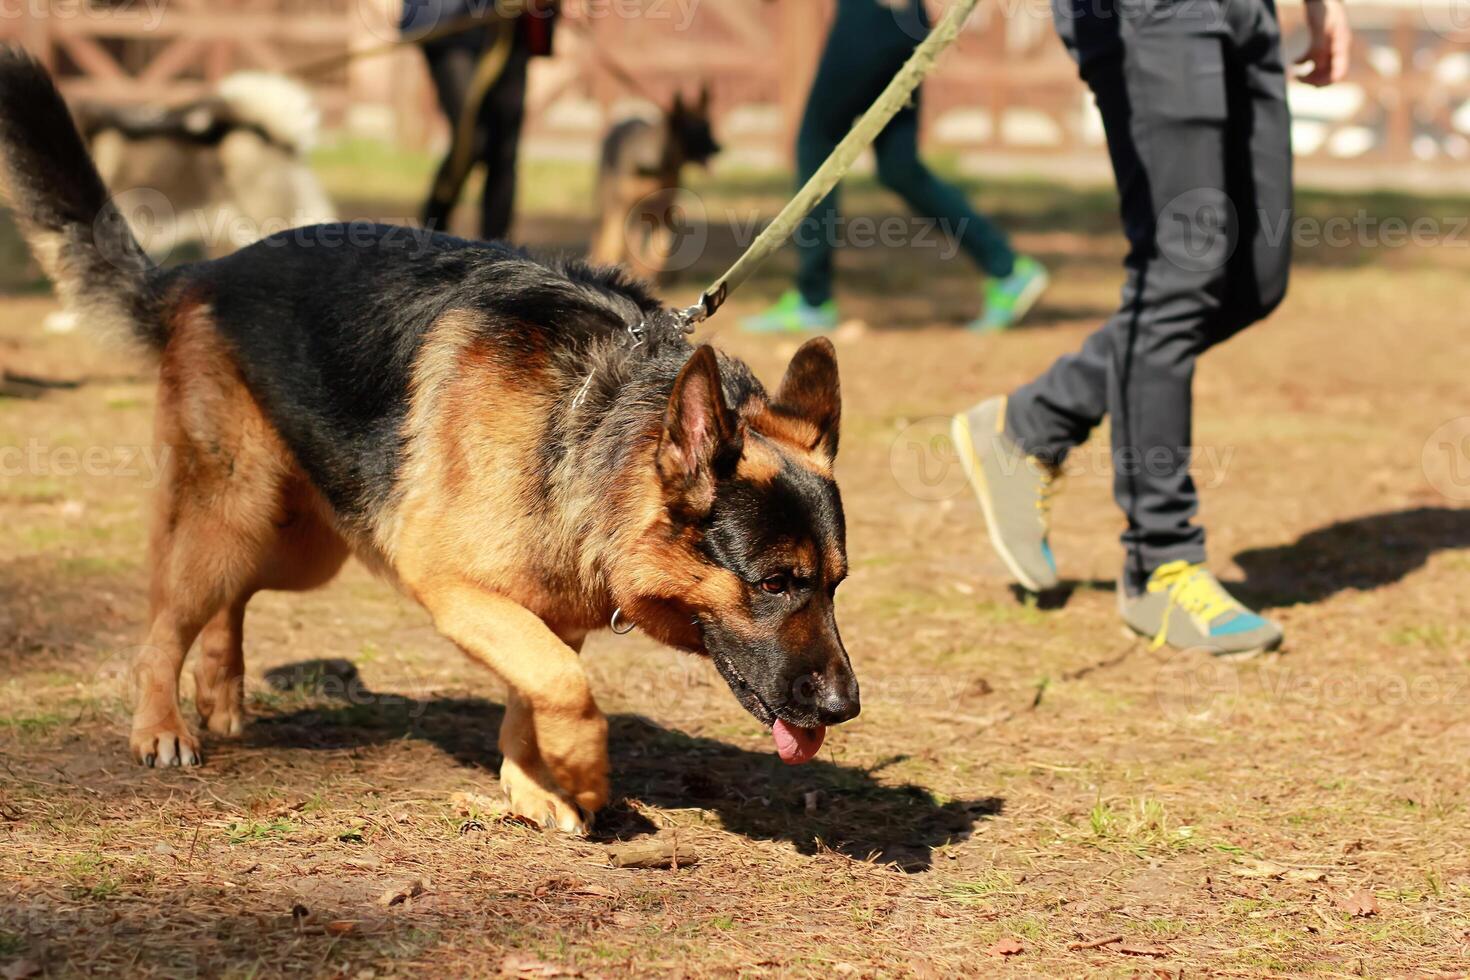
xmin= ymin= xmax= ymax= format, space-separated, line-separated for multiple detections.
xmin=673 ymin=293 xmax=714 ymax=334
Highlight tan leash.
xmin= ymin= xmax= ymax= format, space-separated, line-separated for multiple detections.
xmin=289 ymin=10 xmax=508 ymax=81
xmin=674 ymin=0 xmax=984 ymax=333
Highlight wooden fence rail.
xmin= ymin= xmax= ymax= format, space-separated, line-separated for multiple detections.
xmin=2 ymin=0 xmax=1468 ymax=176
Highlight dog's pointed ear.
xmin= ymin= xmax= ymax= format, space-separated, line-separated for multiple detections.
xmin=773 ymin=337 xmax=841 ymax=460
xmin=697 ymin=83 xmax=711 ymax=112
xmin=671 ymin=91 xmax=686 ymax=116
xmin=658 ymin=345 xmax=741 ymax=515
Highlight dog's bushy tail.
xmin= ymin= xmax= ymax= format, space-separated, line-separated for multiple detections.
xmin=0 ymin=46 xmax=163 ymax=353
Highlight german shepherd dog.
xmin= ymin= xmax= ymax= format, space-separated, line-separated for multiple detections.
xmin=0 ymin=50 xmax=857 ymax=834
xmin=590 ymin=87 xmax=720 ymax=281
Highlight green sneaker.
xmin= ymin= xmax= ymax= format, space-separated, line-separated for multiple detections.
xmin=1121 ymin=561 xmax=1283 ymax=658
xmin=970 ymin=256 xmax=1049 ymax=332
xmin=950 ymin=395 xmax=1060 ymax=592
xmin=740 ymin=290 xmax=839 ymax=333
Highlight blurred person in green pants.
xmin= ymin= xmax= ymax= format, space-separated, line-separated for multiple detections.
xmin=742 ymin=0 xmax=1047 ymax=333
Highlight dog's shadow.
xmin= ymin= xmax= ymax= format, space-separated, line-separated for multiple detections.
xmin=252 ymin=659 xmax=999 ymax=872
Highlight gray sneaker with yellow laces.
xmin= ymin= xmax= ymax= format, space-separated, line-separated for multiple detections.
xmin=950 ymin=396 xmax=1060 ymax=592
xmin=1120 ymin=561 xmax=1284 ymax=658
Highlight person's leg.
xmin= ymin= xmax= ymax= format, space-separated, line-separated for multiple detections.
xmin=1107 ymin=0 xmax=1296 ymax=590
xmin=1012 ymin=0 xmax=1242 ymax=587
xmin=421 ymin=43 xmax=477 ymax=233
xmin=950 ymin=35 xmax=1134 ymax=593
xmin=1002 ymin=332 xmax=1110 ymax=469
xmin=1111 ymin=0 xmax=1290 ymax=654
xmin=746 ymin=0 xmax=898 ymax=331
xmin=871 ymin=100 xmax=1016 ymax=279
xmin=475 ymin=43 xmax=530 ymax=241
xmin=792 ymin=115 xmax=839 ymax=307
xmin=1002 ymin=39 xmax=1138 ymax=469
xmin=951 ymin=5 xmax=1131 ymax=591
xmin=1101 ymin=13 xmax=1246 ymax=590
xmin=792 ymin=1 xmax=884 ymax=308
xmin=962 ymin=0 xmax=1285 ymax=650
xmin=1208 ymin=0 xmax=1293 ymax=345
xmin=1108 ymin=0 xmax=1289 ymax=655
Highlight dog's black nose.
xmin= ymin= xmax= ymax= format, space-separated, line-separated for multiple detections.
xmin=790 ymin=668 xmax=861 ymax=725
xmin=814 ymin=673 xmax=860 ymax=725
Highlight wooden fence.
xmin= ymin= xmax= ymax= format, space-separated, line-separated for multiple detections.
xmin=2 ymin=0 xmax=1468 ymax=174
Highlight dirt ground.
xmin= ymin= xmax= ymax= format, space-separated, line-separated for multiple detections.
xmin=2 ymin=168 xmax=1470 ymax=978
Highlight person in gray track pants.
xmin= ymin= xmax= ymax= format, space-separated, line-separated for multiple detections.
xmin=951 ymin=0 xmax=1351 ymax=656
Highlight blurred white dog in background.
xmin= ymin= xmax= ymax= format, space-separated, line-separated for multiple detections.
xmin=45 ymin=71 xmax=336 ymax=334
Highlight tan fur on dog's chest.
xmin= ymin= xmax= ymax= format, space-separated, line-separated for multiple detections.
xmin=385 ymin=313 xmax=614 ymax=635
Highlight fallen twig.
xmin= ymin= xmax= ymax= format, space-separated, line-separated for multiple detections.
xmin=607 ymin=836 xmax=699 ymax=870
xmin=1067 ymin=935 xmax=1123 ymax=951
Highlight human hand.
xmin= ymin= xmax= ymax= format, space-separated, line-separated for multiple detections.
xmin=1296 ymin=0 xmax=1351 ymax=87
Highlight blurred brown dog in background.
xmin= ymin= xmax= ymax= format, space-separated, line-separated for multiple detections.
xmin=590 ymin=86 xmax=719 ymax=281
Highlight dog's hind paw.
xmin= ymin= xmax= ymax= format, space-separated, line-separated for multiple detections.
xmin=195 ymin=680 xmax=246 ymax=737
xmin=193 ymin=651 xmax=248 ymax=737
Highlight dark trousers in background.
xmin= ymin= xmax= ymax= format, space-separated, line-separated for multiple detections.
xmin=421 ymin=37 xmax=530 ymax=241
xmin=1006 ymin=0 xmax=1293 ymax=590
xmin=794 ymin=0 xmax=1017 ymax=307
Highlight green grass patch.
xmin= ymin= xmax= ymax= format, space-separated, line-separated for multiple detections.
xmin=1384 ymin=623 xmax=1463 ymax=651
xmin=939 ymin=869 xmax=1018 ymax=905
xmin=0 ymin=711 xmax=69 ymax=735
xmin=225 ymin=819 xmax=297 ymax=844
xmin=64 ymin=853 xmax=122 ymax=900
xmin=1081 ymin=796 xmax=1197 ymax=855
xmin=312 ymin=137 xmax=436 ymax=206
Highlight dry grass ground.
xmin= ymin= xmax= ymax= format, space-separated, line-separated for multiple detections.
xmin=2 ymin=162 xmax=1469 ymax=977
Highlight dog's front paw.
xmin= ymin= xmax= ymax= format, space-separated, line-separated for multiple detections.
xmin=131 ymin=717 xmax=202 ymax=768
xmin=537 ymin=710 xmax=610 ymax=818
xmin=500 ymin=756 xmax=593 ymax=835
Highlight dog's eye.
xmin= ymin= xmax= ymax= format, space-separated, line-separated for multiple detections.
xmin=758 ymin=574 xmax=790 ymax=595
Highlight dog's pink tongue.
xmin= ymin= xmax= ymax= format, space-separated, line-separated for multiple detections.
xmin=772 ymin=719 xmax=826 ymax=765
